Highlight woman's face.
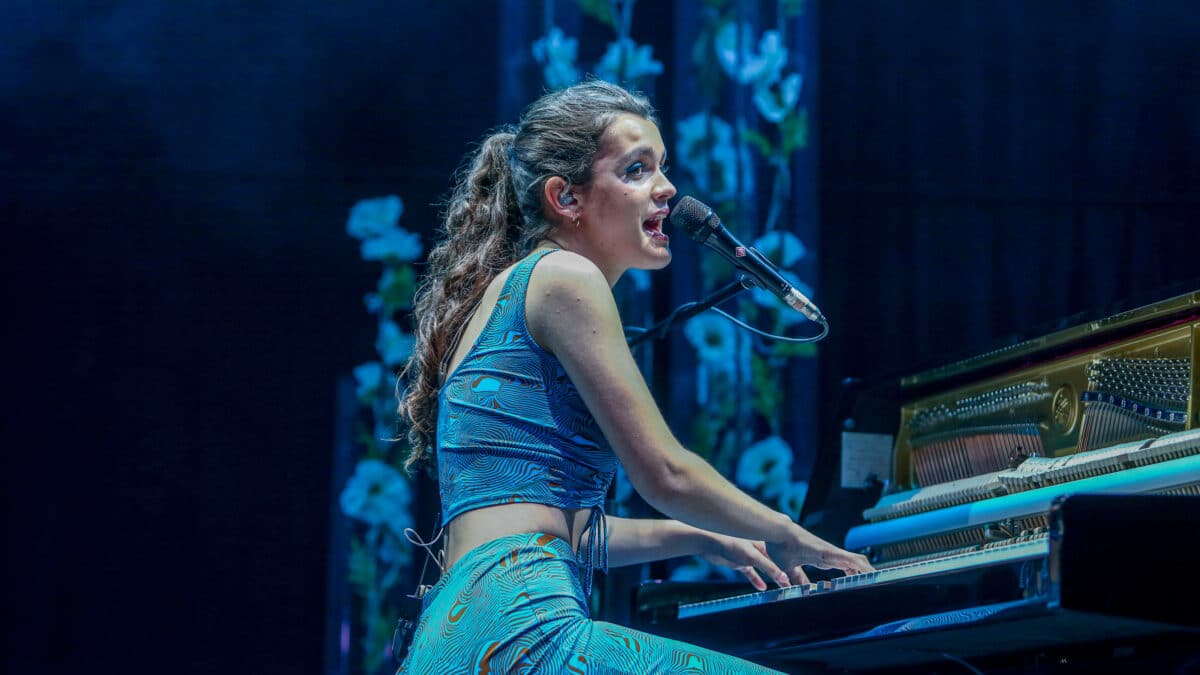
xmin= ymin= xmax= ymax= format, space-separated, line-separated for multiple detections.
xmin=575 ymin=113 xmax=676 ymax=279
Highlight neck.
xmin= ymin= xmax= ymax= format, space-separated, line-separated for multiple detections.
xmin=534 ymin=236 xmax=623 ymax=288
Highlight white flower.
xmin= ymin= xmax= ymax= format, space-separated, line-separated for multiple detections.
xmin=675 ymin=112 xmax=754 ymax=202
xmin=677 ymin=112 xmax=733 ymax=198
xmin=594 ymin=38 xmax=663 ymax=84
xmin=753 ymin=72 xmax=803 ymax=123
xmin=761 ymin=470 xmax=792 ymax=500
xmin=752 ymin=230 xmax=807 ymax=268
xmin=777 ymin=480 xmax=810 ymax=521
xmin=347 ymin=196 xmax=403 ymax=240
xmin=735 ymin=435 xmax=794 ymax=495
xmin=339 ymin=459 xmax=412 ymax=536
xmin=684 ymin=312 xmax=737 ymax=375
xmin=532 ymin=27 xmax=579 ymax=89
xmin=715 ymin=23 xmax=787 ymax=86
xmin=360 ymin=228 xmax=422 ymax=262
xmin=353 ymin=361 xmax=384 ymax=403
xmin=376 ymin=320 xmax=415 ymax=367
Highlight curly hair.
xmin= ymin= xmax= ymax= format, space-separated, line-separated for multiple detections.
xmin=398 ymin=80 xmax=656 ymax=473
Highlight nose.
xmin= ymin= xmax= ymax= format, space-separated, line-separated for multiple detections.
xmin=654 ymin=172 xmax=676 ymax=203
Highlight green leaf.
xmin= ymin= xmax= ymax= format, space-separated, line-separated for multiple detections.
xmin=578 ymin=0 xmax=616 ymax=27
xmin=355 ymin=421 xmax=388 ymax=459
xmin=783 ymin=0 xmax=806 ymax=17
xmin=348 ymin=535 xmax=377 ymax=591
xmin=379 ymin=264 xmax=415 ymax=312
xmin=735 ymin=299 xmax=763 ymax=332
xmin=691 ymin=415 xmax=715 ymax=460
xmin=700 ymin=254 xmax=732 ymax=289
xmin=692 ymin=26 xmax=725 ymax=101
xmin=772 ymin=340 xmax=818 ymax=359
xmin=741 ymin=128 xmax=775 ymax=159
xmin=750 ymin=354 xmax=782 ymax=421
xmin=363 ymin=607 xmax=398 ymax=674
xmin=780 ymin=108 xmax=809 ymax=155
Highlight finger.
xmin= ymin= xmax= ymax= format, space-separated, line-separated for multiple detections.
xmin=789 ymin=565 xmax=811 ymax=586
xmin=743 ymin=547 xmax=791 ymax=588
xmin=738 ymin=566 xmax=767 ymax=591
xmin=834 ymin=551 xmax=875 ymax=575
xmin=815 ymin=547 xmax=875 ymax=575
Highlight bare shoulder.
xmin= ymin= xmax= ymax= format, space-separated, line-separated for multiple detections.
xmin=529 ymin=250 xmax=608 ymax=291
xmin=526 ymin=250 xmax=620 ymax=349
xmin=527 ymin=250 xmax=614 ymax=309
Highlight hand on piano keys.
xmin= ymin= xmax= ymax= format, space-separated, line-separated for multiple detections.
xmin=696 ymin=527 xmax=875 ymax=591
xmin=697 ymin=534 xmax=792 ymax=591
xmin=765 ymin=524 xmax=876 ymax=585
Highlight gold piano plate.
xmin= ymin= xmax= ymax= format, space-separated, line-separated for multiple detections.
xmin=890 ymin=291 xmax=1199 ymax=490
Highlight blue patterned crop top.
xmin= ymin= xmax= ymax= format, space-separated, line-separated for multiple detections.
xmin=436 ymin=248 xmax=617 ymax=595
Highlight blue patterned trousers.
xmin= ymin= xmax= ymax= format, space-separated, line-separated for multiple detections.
xmin=398 ymin=532 xmax=783 ymax=674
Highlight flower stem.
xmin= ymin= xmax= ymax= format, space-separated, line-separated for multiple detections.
xmin=763 ymin=154 xmax=791 ymax=232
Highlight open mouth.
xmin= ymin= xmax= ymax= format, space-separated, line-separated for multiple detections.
xmin=642 ymin=215 xmax=669 ymax=242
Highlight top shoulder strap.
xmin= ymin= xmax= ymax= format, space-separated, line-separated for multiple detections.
xmin=498 ymin=248 xmax=560 ymax=301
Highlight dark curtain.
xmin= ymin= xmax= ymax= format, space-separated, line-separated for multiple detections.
xmin=4 ymin=2 xmax=503 ymax=673
xmin=818 ymin=0 xmax=1199 ymax=429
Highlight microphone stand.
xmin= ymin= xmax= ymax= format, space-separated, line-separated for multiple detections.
xmin=626 ymin=274 xmax=756 ymax=349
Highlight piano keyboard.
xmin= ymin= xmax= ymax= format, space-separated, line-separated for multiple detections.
xmin=677 ymin=534 xmax=1048 ymax=619
xmin=864 ymin=428 xmax=1200 ymax=522
xmin=845 ymin=452 xmax=1200 ymax=552
xmin=677 ymin=433 xmax=1200 ymax=622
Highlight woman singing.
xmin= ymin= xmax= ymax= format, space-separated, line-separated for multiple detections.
xmin=398 ymin=79 xmax=871 ymax=673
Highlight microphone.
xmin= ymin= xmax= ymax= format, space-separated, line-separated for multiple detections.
xmin=670 ymin=196 xmax=826 ymax=324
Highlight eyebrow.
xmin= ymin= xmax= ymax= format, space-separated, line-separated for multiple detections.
xmin=616 ymin=145 xmax=666 ymax=165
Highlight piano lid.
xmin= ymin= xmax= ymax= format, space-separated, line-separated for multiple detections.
xmin=899 ymin=290 xmax=1200 ymax=392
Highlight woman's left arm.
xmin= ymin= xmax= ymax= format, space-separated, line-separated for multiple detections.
xmin=606 ymin=516 xmax=792 ymax=591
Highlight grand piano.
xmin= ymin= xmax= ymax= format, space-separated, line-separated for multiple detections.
xmin=634 ymin=291 xmax=1200 ymax=673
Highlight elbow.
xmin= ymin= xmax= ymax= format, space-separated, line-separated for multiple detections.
xmin=634 ymin=449 xmax=696 ymax=513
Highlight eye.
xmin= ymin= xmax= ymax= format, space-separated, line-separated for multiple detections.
xmin=625 ymin=162 xmax=646 ymax=178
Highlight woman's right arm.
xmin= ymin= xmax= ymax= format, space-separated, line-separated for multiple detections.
xmin=526 ymin=253 xmax=870 ymax=579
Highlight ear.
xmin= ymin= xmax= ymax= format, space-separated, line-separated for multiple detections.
xmin=542 ymin=176 xmax=579 ymax=223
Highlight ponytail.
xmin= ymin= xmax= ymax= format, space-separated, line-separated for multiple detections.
xmin=399 ymin=130 xmax=524 ymax=472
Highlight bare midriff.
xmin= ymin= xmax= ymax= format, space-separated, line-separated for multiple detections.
xmin=442 ymin=502 xmax=592 ymax=572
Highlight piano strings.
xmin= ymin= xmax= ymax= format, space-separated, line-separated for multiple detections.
xmin=1077 ymin=357 xmax=1190 ymax=452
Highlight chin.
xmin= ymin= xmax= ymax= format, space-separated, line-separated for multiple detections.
xmin=642 ymin=247 xmax=672 ymax=269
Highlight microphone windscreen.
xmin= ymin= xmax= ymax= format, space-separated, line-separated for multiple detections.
xmin=669 ymin=196 xmax=719 ymax=241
